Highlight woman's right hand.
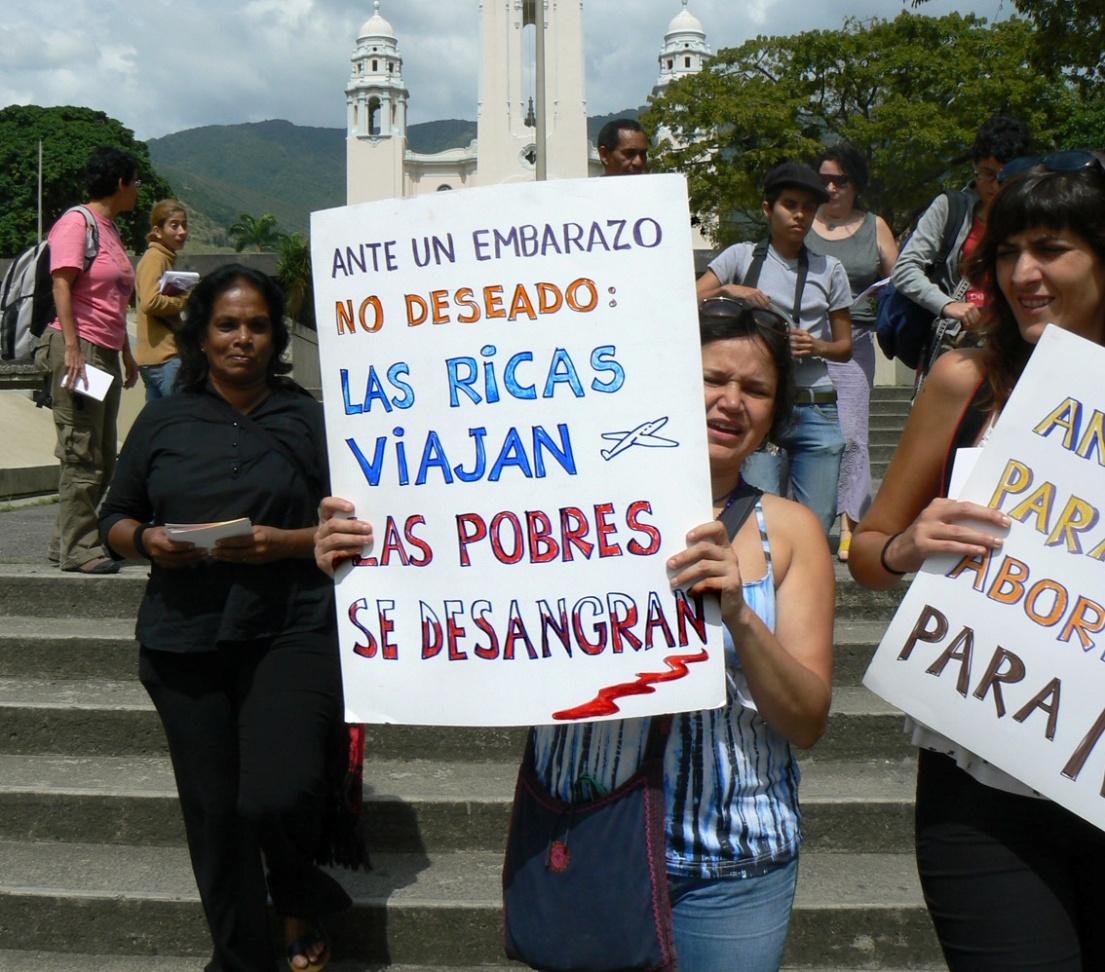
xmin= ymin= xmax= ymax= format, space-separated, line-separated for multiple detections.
xmin=941 ymin=301 xmax=983 ymax=330
xmin=142 ymin=527 xmax=207 ymax=569
xmin=63 ymin=342 xmax=87 ymax=392
xmin=315 ymin=497 xmax=374 ymax=577
xmin=881 ymin=498 xmax=1010 ymax=575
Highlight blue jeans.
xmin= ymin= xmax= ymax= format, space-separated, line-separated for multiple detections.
xmin=139 ymin=356 xmax=182 ymax=401
xmin=742 ymin=402 xmax=843 ymax=533
xmin=669 ymin=857 xmax=799 ymax=971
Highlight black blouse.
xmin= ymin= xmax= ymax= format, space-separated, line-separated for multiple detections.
xmin=100 ymin=383 xmax=333 ymax=652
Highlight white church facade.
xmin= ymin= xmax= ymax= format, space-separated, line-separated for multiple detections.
xmin=345 ymin=1 xmax=711 ymax=204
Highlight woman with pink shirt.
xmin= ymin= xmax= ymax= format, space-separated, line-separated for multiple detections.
xmin=35 ymin=147 xmax=141 ymax=574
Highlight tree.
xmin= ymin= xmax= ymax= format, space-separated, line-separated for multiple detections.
xmin=276 ymin=232 xmax=315 ymax=329
xmin=911 ymin=0 xmax=1105 ymax=85
xmin=643 ymin=12 xmax=1077 ymax=244
xmin=0 ymin=105 xmax=174 ymax=256
xmin=227 ymin=213 xmax=284 ymax=253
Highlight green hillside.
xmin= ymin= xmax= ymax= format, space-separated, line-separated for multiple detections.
xmin=148 ymin=112 xmax=637 ymax=250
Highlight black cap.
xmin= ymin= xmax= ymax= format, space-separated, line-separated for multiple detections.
xmin=763 ymin=161 xmax=830 ymax=203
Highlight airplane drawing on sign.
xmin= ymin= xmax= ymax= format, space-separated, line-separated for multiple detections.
xmin=600 ymin=416 xmax=679 ymax=461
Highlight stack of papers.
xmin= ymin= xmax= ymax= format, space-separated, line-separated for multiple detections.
xmin=60 ymin=363 xmax=115 ymax=402
xmin=165 ymin=518 xmax=253 ymax=550
xmin=159 ymin=271 xmax=201 ymax=296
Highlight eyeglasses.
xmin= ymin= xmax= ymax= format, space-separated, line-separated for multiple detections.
xmin=819 ymin=174 xmax=851 ymax=189
xmin=699 ymin=297 xmax=790 ymax=336
xmin=997 ymin=150 xmax=1105 ymax=185
xmin=972 ymin=166 xmax=1001 ymax=184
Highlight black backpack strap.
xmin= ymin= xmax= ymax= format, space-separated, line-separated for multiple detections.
xmin=740 ymin=240 xmax=770 ymax=289
xmin=740 ymin=240 xmax=806 ymax=325
xmin=719 ymin=480 xmax=763 ymax=541
xmin=933 ymin=190 xmax=970 ymax=288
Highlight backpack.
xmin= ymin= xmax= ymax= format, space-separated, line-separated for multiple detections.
xmin=0 ymin=205 xmax=100 ymax=361
xmin=875 ymin=190 xmax=970 ymax=370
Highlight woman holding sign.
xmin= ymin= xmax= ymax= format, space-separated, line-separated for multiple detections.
xmin=100 ymin=264 xmax=351 ymax=972
xmin=850 ymin=154 xmax=1105 ymax=970
xmin=316 ymin=296 xmax=835 ymax=970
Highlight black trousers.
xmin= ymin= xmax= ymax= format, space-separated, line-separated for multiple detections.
xmin=915 ymin=749 xmax=1105 ymax=971
xmin=140 ymin=632 xmax=352 ymax=972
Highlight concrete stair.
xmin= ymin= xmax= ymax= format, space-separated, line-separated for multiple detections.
xmin=0 ymin=386 xmax=948 ymax=970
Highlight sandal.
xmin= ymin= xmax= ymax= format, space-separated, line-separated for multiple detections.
xmin=837 ymin=532 xmax=851 ymax=562
xmin=62 ymin=556 xmax=120 ymax=575
xmin=286 ymin=925 xmax=330 ymax=972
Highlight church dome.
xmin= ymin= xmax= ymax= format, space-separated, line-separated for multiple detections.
xmin=358 ymin=1 xmax=395 ymax=41
xmin=666 ymin=3 xmax=705 ymax=38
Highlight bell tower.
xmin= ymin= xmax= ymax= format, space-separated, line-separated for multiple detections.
xmin=475 ymin=0 xmax=590 ymax=184
xmin=346 ymin=2 xmax=409 ymax=202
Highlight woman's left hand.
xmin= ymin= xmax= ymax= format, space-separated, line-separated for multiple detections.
xmin=122 ymin=347 xmax=139 ymax=389
xmin=212 ymin=526 xmax=289 ymax=565
xmin=667 ymin=520 xmax=746 ymax=624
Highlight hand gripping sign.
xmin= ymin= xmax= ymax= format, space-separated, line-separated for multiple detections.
xmin=865 ymin=326 xmax=1105 ymax=830
xmin=310 ymin=175 xmax=723 ymax=726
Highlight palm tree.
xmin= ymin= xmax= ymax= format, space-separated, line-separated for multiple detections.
xmin=227 ymin=212 xmax=284 ymax=252
xmin=276 ymin=232 xmax=315 ymax=329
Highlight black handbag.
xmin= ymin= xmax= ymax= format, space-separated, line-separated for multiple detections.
xmin=501 ymin=485 xmax=762 ymax=971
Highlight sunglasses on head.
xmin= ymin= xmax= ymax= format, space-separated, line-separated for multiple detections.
xmin=997 ymin=150 xmax=1105 ymax=185
xmin=699 ymin=297 xmax=790 ymax=336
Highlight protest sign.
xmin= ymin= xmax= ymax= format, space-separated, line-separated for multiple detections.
xmin=310 ymin=175 xmax=722 ymax=726
xmin=865 ymin=326 xmax=1105 ymax=829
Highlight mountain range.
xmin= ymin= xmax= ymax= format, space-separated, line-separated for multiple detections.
xmin=148 ymin=111 xmax=641 ymax=249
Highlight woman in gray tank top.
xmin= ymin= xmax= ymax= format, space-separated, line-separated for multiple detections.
xmin=805 ymin=143 xmax=898 ymax=560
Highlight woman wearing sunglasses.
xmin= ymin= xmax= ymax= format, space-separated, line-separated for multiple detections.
xmin=850 ymin=151 xmax=1105 ymax=970
xmin=315 ymin=297 xmax=835 ymax=970
xmin=807 ymin=143 xmax=899 ymax=561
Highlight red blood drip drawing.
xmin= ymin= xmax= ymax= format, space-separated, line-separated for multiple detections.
xmin=551 ymin=649 xmax=710 ymax=721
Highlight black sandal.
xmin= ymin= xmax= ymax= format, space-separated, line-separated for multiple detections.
xmin=286 ymin=925 xmax=330 ymax=972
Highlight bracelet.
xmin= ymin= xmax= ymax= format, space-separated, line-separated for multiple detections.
xmin=133 ymin=522 xmax=153 ymax=560
xmin=880 ymin=532 xmax=907 ymax=576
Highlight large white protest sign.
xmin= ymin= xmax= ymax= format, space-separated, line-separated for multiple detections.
xmin=865 ymin=326 xmax=1105 ymax=829
xmin=310 ymin=175 xmax=722 ymax=726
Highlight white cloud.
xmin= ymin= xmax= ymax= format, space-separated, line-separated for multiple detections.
xmin=0 ymin=0 xmax=1009 ymax=141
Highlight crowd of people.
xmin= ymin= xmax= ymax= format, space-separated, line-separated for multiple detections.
xmin=30 ymin=120 xmax=1105 ymax=969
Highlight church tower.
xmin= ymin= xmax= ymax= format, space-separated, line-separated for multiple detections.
xmin=346 ymin=2 xmax=409 ymax=203
xmin=475 ymin=0 xmax=590 ymax=185
xmin=653 ymin=1 xmax=710 ymax=98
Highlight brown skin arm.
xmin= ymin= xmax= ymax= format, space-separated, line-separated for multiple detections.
xmin=875 ymin=215 xmax=899 ymax=276
xmin=107 ymin=519 xmax=316 ymax=568
xmin=789 ymin=307 xmax=853 ymax=362
xmin=666 ymin=495 xmax=833 ymax=749
xmin=695 ymin=268 xmax=772 ymax=307
xmin=52 ymin=269 xmax=85 ymax=389
xmin=850 ymin=350 xmax=1010 ymax=590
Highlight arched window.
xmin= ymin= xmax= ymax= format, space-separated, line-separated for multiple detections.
xmin=437 ymin=184 xmax=453 ymax=191
xmin=684 ymin=56 xmax=691 ymax=68
xmin=372 ymin=59 xmax=378 ymax=71
xmin=667 ymin=59 xmax=673 ymax=69
xmin=368 ymin=97 xmax=382 ymax=136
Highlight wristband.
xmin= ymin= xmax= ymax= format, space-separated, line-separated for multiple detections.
xmin=880 ymin=532 xmax=907 ymax=576
xmin=133 ymin=522 xmax=153 ymax=560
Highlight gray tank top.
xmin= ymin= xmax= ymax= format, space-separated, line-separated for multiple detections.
xmin=806 ymin=211 xmax=879 ymax=328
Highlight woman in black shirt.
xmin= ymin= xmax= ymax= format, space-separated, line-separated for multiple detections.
xmin=101 ymin=264 xmax=347 ymax=972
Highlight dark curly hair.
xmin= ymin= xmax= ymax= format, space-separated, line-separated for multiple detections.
xmin=176 ymin=264 xmax=292 ymax=392
xmin=815 ymin=142 xmax=869 ymax=197
xmin=699 ymin=298 xmax=795 ymax=445
xmin=970 ymin=155 xmax=1105 ymax=407
xmin=85 ymin=147 xmax=139 ymax=200
xmin=971 ymin=114 xmax=1032 ymax=165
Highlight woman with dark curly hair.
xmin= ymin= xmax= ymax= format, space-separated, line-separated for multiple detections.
xmin=850 ymin=152 xmax=1105 ymax=969
xmin=99 ymin=264 xmax=350 ymax=971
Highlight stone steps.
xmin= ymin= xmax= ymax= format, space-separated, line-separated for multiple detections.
xmin=0 ymin=840 xmax=941 ymax=968
xmin=0 ymin=752 xmax=917 ymax=855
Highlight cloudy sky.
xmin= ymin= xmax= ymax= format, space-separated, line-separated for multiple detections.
xmin=2 ymin=0 xmax=1009 ymax=142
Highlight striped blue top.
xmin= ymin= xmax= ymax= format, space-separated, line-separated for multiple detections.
xmin=532 ymin=501 xmax=802 ymax=878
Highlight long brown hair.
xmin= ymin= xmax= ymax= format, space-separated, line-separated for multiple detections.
xmin=970 ymin=157 xmax=1105 ymax=408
